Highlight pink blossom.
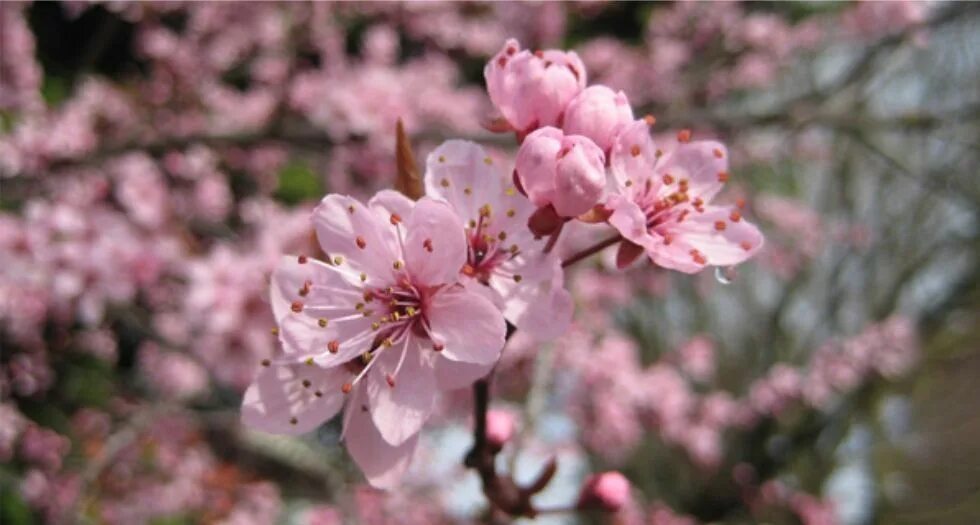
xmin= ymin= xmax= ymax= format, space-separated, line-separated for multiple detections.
xmin=423 ymin=140 xmax=572 ymax=340
xmin=578 ymin=471 xmax=631 ymax=512
xmin=243 ymin=194 xmax=506 ymax=487
xmin=562 ymin=85 xmax=634 ymax=153
xmin=677 ymin=335 xmax=715 ymax=382
xmin=606 ymin=120 xmax=764 ymax=272
xmin=485 ymin=408 xmax=516 ymax=448
xmin=485 ymin=38 xmax=586 ymax=135
xmin=515 ymin=127 xmax=607 ymax=221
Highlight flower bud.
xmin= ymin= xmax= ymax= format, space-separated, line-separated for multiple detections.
xmin=563 ymin=85 xmax=634 ymax=153
xmin=515 ymin=127 xmax=606 ymax=219
xmin=484 ymin=39 xmax=586 ymax=136
xmin=577 ymin=471 xmax=631 ymax=512
xmin=485 ymin=409 xmax=516 ymax=449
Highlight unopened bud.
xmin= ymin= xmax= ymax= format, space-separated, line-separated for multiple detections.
xmin=577 ymin=471 xmax=631 ymax=512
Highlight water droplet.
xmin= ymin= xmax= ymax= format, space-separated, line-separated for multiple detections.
xmin=714 ymin=266 xmax=737 ymax=285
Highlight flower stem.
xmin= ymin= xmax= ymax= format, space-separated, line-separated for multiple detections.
xmin=561 ymin=233 xmax=623 ymax=268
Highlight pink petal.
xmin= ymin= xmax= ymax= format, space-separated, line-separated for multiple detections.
xmin=368 ymin=189 xmax=414 ymax=220
xmin=434 ymin=356 xmax=494 ymax=390
xmin=514 ymin=127 xmax=563 ymax=207
xmin=366 ymin=339 xmax=436 ymax=446
xmin=654 ymin=205 xmax=764 ymax=273
xmin=491 ymin=256 xmax=572 ymax=341
xmin=553 ymin=136 xmax=606 ymax=217
xmin=426 ymin=285 xmax=506 ymax=365
xmin=313 ymin=194 xmax=399 ymax=283
xmin=610 ymin=119 xmax=659 ymax=194
xmin=241 ymin=364 xmax=347 ymax=435
xmin=423 ymin=140 xmax=501 ymax=215
xmin=607 ymin=196 xmax=657 ymax=250
xmin=345 ymin=405 xmax=419 ymax=489
xmin=656 ymin=141 xmax=729 ymax=203
xmin=404 ymin=197 xmax=467 ymax=287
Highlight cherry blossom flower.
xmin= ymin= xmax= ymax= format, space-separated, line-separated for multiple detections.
xmin=514 ymin=127 xmax=606 ymax=234
xmin=485 ymin=38 xmax=586 ymax=136
xmin=606 ymin=119 xmax=764 ymax=272
xmin=243 ymin=194 xmax=506 ymax=486
xmin=562 ymin=85 xmax=634 ymax=153
xmin=422 ymin=140 xmax=572 ymax=340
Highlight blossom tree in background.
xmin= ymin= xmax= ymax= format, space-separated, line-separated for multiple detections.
xmin=1 ymin=2 xmax=978 ymax=524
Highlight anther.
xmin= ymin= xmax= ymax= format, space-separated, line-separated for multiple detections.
xmin=299 ymin=281 xmax=311 ymax=297
xmin=464 ymin=187 xmax=473 ymax=196
xmin=371 ymin=322 xmax=381 ymax=330
xmin=479 ymin=204 xmax=492 ymax=217
xmin=534 ymin=50 xmax=544 ymax=58
xmin=506 ymin=209 xmax=516 ymax=217
xmin=332 ymin=256 xmax=343 ymax=266
xmin=363 ymin=291 xmax=374 ymax=302
xmin=498 ymin=231 xmax=507 ymax=241
xmin=438 ymin=155 xmax=446 ymax=163
xmin=729 ymin=210 xmax=742 ymax=222
xmin=677 ymin=129 xmax=692 ymax=143
xmin=655 ymin=149 xmax=664 ymax=158
xmin=393 ymin=260 xmax=404 ymax=270
xmin=625 ymin=180 xmax=633 ymax=187
xmin=644 ymin=114 xmax=657 ymax=126
xmin=355 ymin=302 xmax=365 ymax=311
xmin=390 ymin=213 xmax=402 ymax=225
xmin=505 ymin=187 xmax=516 ymax=196
xmin=318 ymin=318 xmax=328 ymax=328
xmin=715 ymin=221 xmax=727 ymax=231
xmin=433 ymin=342 xmax=445 ymax=352
xmin=484 ymin=157 xmax=493 ymax=165
xmin=736 ymin=198 xmax=746 ymax=209
xmin=513 ymin=274 xmax=523 ymax=283
xmin=423 ymin=239 xmax=434 ymax=252
xmin=663 ymin=174 xmax=675 ymax=185
xmin=386 ymin=374 xmax=396 ymax=387
xmin=359 ymin=272 xmax=367 ymax=282
xmin=713 ymin=148 xmax=724 ymax=159
xmin=342 ymin=383 xmax=353 ymax=394
xmin=348 ymin=205 xmax=355 ymax=214
xmin=690 ymin=249 xmax=707 ymax=265
xmin=717 ymin=171 xmax=730 ymax=183
xmin=305 ymin=357 xmax=314 ymax=366
xmin=297 ymin=254 xmax=308 ymax=264
xmin=314 ymin=391 xmax=323 ymax=397
xmin=630 ymin=144 xmax=641 ymax=157
xmin=462 ymin=264 xmax=477 ymax=276
xmin=291 ymin=301 xmax=303 ymax=313
xmin=270 ymin=327 xmax=279 ymax=336
xmin=261 ymin=359 xmax=271 ymax=367
xmin=440 ymin=178 xmax=450 ymax=187
xmin=327 ymin=340 xmax=340 ymax=353
xmin=356 ymin=236 xmax=367 ymax=249
xmin=302 ymin=380 xmax=311 ymax=388
xmin=290 ymin=417 xmax=298 ymax=425
xmin=510 ymin=244 xmax=519 ymax=254
xmin=468 ymin=219 xmax=477 ymax=228
xmin=740 ymin=241 xmax=753 ymax=251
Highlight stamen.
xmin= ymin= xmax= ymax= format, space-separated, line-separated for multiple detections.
xmin=290 ymin=417 xmax=298 ymax=425
xmin=663 ymin=174 xmax=675 ymax=185
xmin=393 ymin=260 xmax=404 ymax=270
xmin=261 ymin=359 xmax=271 ymax=367
xmin=327 ymin=340 xmax=340 ymax=353
xmin=513 ymin=274 xmax=523 ymax=283
xmin=291 ymin=301 xmax=303 ymax=313
xmin=630 ymin=144 xmax=641 ymax=157
xmin=740 ymin=241 xmax=753 ymax=251
xmin=302 ymin=380 xmax=311 ymax=388
xmin=341 ymin=383 xmax=353 ymax=394
xmin=297 ymin=255 xmax=308 ymax=264
xmin=360 ymin=272 xmax=367 ymax=282
xmin=270 ymin=327 xmax=279 ymax=336
xmin=506 ymin=209 xmax=516 ymax=217
xmin=332 ymin=256 xmax=343 ymax=266
xmin=390 ymin=213 xmax=402 ymax=225
xmin=690 ymin=249 xmax=707 ymax=265
xmin=348 ymin=205 xmax=355 ymax=214
xmin=713 ymin=148 xmax=724 ymax=159
xmin=717 ymin=171 xmax=730 ymax=183
xmin=677 ymin=129 xmax=692 ymax=143
xmin=484 ymin=157 xmax=493 ymax=165
xmin=423 ymin=238 xmax=434 ymax=252
xmin=440 ymin=178 xmax=450 ymax=187
xmin=438 ymin=155 xmax=446 ymax=163
xmin=318 ymin=318 xmax=328 ymax=328
xmin=644 ymin=114 xmax=656 ymax=126
xmin=730 ymin=210 xmax=742 ymax=222
xmin=714 ymin=221 xmax=727 ymax=231
xmin=356 ymin=236 xmax=367 ymax=249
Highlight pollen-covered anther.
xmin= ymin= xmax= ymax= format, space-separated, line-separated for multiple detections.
xmin=382 ymin=338 xmax=394 ymax=349
xmin=510 ymin=244 xmax=520 ymax=254
xmin=736 ymin=198 xmax=746 ymax=209
xmin=389 ymin=213 xmax=402 ymax=225
xmin=290 ymin=417 xmax=298 ymax=425
xmin=479 ymin=204 xmax=493 ymax=217
xmin=464 ymin=187 xmax=473 ymax=196
xmin=406 ymin=306 xmax=417 ymax=316
xmin=355 ymin=302 xmax=365 ymax=311
xmin=438 ymin=155 xmax=446 ymax=163
xmin=677 ymin=129 xmax=692 ymax=143
xmin=690 ymin=249 xmax=707 ymax=265
xmin=297 ymin=254 xmax=308 ymax=264
xmin=729 ymin=210 xmax=742 ymax=222
xmin=332 ymin=256 xmax=343 ymax=266
xmin=305 ymin=357 xmax=314 ymax=366
xmin=393 ymin=260 xmax=404 ymax=270
xmin=506 ymin=208 xmax=516 ymax=217
xmin=440 ymin=178 xmax=450 ymax=187
xmin=290 ymin=301 xmax=303 ymax=313
xmin=662 ymin=174 xmax=675 ymax=185
xmin=302 ymin=380 xmax=311 ymax=388
xmin=498 ymin=231 xmax=507 ymax=241
xmin=630 ymin=144 xmax=641 ymax=157
xmin=713 ymin=148 xmax=725 ymax=159
xmin=715 ymin=221 xmax=727 ymax=231
xmin=347 ymin=205 xmax=355 ymax=214
xmin=371 ymin=322 xmax=381 ymax=330
xmin=386 ymin=374 xmax=396 ymax=387
xmin=314 ymin=391 xmax=323 ymax=397
xmin=298 ymin=280 xmax=311 ymax=297
xmin=484 ymin=157 xmax=493 ymax=165
xmin=270 ymin=327 xmax=279 ymax=336
xmin=432 ymin=342 xmax=445 ymax=352
xmin=261 ymin=359 xmax=271 ymax=367
xmin=462 ymin=264 xmax=477 ymax=277
xmin=423 ymin=238 xmax=434 ymax=252
xmin=468 ymin=219 xmax=477 ymax=228
xmin=655 ymin=149 xmax=664 ymax=158
xmin=717 ymin=171 xmax=730 ymax=183
xmin=356 ymin=236 xmax=367 ymax=249
xmin=740 ymin=241 xmax=753 ymax=251
xmin=513 ymin=274 xmax=523 ymax=283
xmin=359 ymin=272 xmax=367 ymax=282
xmin=341 ymin=383 xmax=353 ymax=394
xmin=625 ymin=180 xmax=633 ymax=187
xmin=318 ymin=318 xmax=328 ymax=328
xmin=327 ymin=340 xmax=340 ymax=353
xmin=644 ymin=114 xmax=657 ymax=126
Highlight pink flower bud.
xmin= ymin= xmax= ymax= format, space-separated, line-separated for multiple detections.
xmin=515 ymin=127 xmax=606 ymax=218
xmin=563 ymin=85 xmax=634 ymax=153
xmin=577 ymin=471 xmax=631 ymax=512
xmin=485 ymin=409 xmax=516 ymax=449
xmin=484 ymin=39 xmax=586 ymax=135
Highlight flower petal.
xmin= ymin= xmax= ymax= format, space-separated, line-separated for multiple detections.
xmin=654 ymin=205 xmax=764 ymax=273
xmin=368 ymin=189 xmax=414 ymax=221
xmin=427 ymin=285 xmax=506 ymax=365
xmin=404 ymin=197 xmax=467 ymax=287
xmin=241 ymin=364 xmax=347 ymax=435
xmin=345 ymin=403 xmax=419 ymax=489
xmin=313 ymin=194 xmax=399 ymax=283
xmin=434 ymin=356 xmax=494 ymax=390
xmin=610 ymin=119 xmax=660 ymax=194
xmin=366 ymin=339 xmax=437 ymax=446
xmin=491 ymin=256 xmax=572 ymax=341
xmin=423 ymin=140 xmax=501 ymax=215
xmin=656 ymin=141 xmax=729 ymax=203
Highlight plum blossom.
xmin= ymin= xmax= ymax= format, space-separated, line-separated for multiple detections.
xmin=242 ymin=194 xmax=506 ymax=487
xmin=606 ymin=120 xmax=764 ymax=272
xmin=562 ymin=85 xmax=634 ymax=153
xmin=485 ymin=38 xmax=586 ymax=136
xmin=578 ymin=471 xmax=632 ymax=512
xmin=515 ymin=127 xmax=607 ymax=232
xmin=423 ymin=140 xmax=572 ymax=340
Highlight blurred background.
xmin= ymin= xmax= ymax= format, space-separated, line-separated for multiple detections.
xmin=1 ymin=1 xmax=978 ymax=524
